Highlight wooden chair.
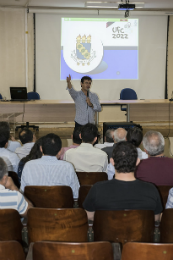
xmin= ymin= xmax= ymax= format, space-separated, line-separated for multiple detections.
xmin=160 ymin=208 xmax=173 ymax=242
xmin=76 ymin=172 xmax=108 ymax=186
xmin=93 ymin=210 xmax=154 ymax=246
xmin=8 ymin=171 xmax=20 ymax=189
xmin=27 ymin=208 xmax=88 ymax=243
xmin=0 ymin=209 xmax=23 ymax=243
xmin=0 ymin=241 xmax=25 ymax=260
xmin=24 ymin=186 xmax=74 ymax=208
xmin=156 ymin=186 xmax=172 ymax=209
xmin=121 ymin=242 xmax=173 ymax=260
xmin=30 ymin=241 xmax=113 ymax=260
xmin=78 ymin=185 xmax=92 ymax=208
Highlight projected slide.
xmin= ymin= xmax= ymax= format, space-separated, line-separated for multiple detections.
xmin=61 ymin=18 xmax=138 ymax=80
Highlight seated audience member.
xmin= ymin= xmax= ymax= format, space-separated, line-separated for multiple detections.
xmin=21 ymin=133 xmax=80 ymax=198
xmin=64 ymin=123 xmax=108 ymax=172
xmin=0 ymin=158 xmax=33 ymax=217
xmin=136 ymin=131 xmax=173 ymax=185
xmin=126 ymin=127 xmax=148 ymax=160
xmin=83 ymin=141 xmax=163 ymax=221
xmin=94 ymin=129 xmax=115 ymax=149
xmin=15 ymin=128 xmax=36 ymax=159
xmin=166 ymin=188 xmax=173 ymax=208
xmin=60 ymin=128 xmax=82 ymax=160
xmin=102 ymin=128 xmax=127 ymax=162
xmin=17 ymin=137 xmax=43 ymax=183
xmin=0 ymin=122 xmax=21 ymax=152
xmin=0 ymin=131 xmax=20 ymax=172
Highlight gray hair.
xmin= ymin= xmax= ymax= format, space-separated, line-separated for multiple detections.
xmin=105 ymin=129 xmax=114 ymax=143
xmin=0 ymin=157 xmax=8 ymax=181
xmin=143 ymin=131 xmax=165 ymax=156
xmin=113 ymin=128 xmax=127 ymax=143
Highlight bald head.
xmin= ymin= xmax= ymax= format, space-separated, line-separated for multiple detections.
xmin=143 ymin=131 xmax=165 ymax=156
xmin=113 ymin=128 xmax=127 ymax=143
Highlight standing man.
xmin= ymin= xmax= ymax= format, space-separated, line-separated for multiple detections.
xmin=66 ymin=74 xmax=101 ymax=128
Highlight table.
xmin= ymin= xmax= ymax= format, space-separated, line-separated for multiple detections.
xmin=0 ymin=99 xmax=172 ymax=124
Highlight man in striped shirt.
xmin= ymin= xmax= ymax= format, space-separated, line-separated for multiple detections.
xmin=0 ymin=158 xmax=33 ymax=217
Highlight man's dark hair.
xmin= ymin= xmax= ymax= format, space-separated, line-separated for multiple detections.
xmin=112 ymin=141 xmax=137 ymax=173
xmin=81 ymin=123 xmax=98 ymax=143
xmin=105 ymin=129 xmax=114 ymax=143
xmin=42 ymin=133 xmax=62 ymax=156
xmin=0 ymin=158 xmax=8 ymax=181
xmin=0 ymin=131 xmax=9 ymax=148
xmin=73 ymin=128 xmax=82 ymax=145
xmin=0 ymin=122 xmax=10 ymax=134
xmin=126 ymin=127 xmax=143 ymax=148
xmin=81 ymin=76 xmax=92 ymax=84
xmin=19 ymin=128 xmax=33 ymax=144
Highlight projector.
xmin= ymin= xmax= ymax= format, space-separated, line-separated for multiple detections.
xmin=118 ymin=3 xmax=135 ymax=10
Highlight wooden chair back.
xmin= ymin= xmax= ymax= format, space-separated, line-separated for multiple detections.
xmin=0 ymin=241 xmax=25 ymax=260
xmin=0 ymin=209 xmax=22 ymax=243
xmin=28 ymin=208 xmax=88 ymax=243
xmin=156 ymin=186 xmax=172 ymax=209
xmin=121 ymin=242 xmax=173 ymax=260
xmin=78 ymin=185 xmax=92 ymax=208
xmin=8 ymin=171 xmax=20 ymax=189
xmin=160 ymin=209 xmax=173 ymax=243
xmin=32 ymin=241 xmax=113 ymax=260
xmin=24 ymin=186 xmax=74 ymax=208
xmin=76 ymin=172 xmax=108 ymax=186
xmin=93 ymin=210 xmax=154 ymax=246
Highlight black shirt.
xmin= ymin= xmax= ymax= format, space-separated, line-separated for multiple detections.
xmin=101 ymin=143 xmax=116 ymax=163
xmin=83 ymin=179 xmax=163 ymax=215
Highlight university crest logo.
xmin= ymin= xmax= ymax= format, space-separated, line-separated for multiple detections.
xmin=71 ymin=34 xmax=96 ymax=66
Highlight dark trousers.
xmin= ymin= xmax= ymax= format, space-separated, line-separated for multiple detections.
xmin=75 ymin=121 xmax=83 ymax=129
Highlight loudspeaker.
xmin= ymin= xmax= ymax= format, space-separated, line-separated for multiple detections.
xmin=103 ymin=122 xmax=142 ymax=140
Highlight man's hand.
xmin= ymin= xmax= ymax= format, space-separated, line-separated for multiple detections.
xmin=5 ymin=177 xmax=18 ymax=191
xmin=86 ymin=97 xmax=93 ymax=108
xmin=66 ymin=74 xmax=72 ymax=89
xmin=66 ymin=74 xmax=71 ymax=83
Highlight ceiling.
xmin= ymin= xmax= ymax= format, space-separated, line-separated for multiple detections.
xmin=0 ymin=0 xmax=173 ymax=11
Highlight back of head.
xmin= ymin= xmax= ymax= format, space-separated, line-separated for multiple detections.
xmin=0 ymin=122 xmax=10 ymax=143
xmin=112 ymin=141 xmax=137 ymax=173
xmin=42 ymin=133 xmax=62 ymax=156
xmin=113 ymin=128 xmax=127 ymax=143
xmin=126 ymin=127 xmax=143 ymax=148
xmin=81 ymin=76 xmax=92 ymax=83
xmin=81 ymin=123 xmax=98 ymax=143
xmin=0 ymin=122 xmax=10 ymax=134
xmin=0 ymin=131 xmax=10 ymax=148
xmin=21 ymin=136 xmax=44 ymax=164
xmin=105 ymin=129 xmax=114 ymax=143
xmin=73 ymin=128 xmax=82 ymax=145
xmin=143 ymin=130 xmax=165 ymax=156
xmin=0 ymin=158 xmax=8 ymax=181
xmin=19 ymin=128 xmax=33 ymax=144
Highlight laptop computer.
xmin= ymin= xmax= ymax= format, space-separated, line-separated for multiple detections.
xmin=10 ymin=87 xmax=28 ymax=101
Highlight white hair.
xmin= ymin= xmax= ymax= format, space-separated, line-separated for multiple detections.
xmin=143 ymin=131 xmax=165 ymax=156
xmin=113 ymin=128 xmax=127 ymax=143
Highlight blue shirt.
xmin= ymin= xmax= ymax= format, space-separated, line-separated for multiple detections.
xmin=68 ymin=86 xmax=101 ymax=125
xmin=21 ymin=156 xmax=80 ymax=198
xmin=166 ymin=188 xmax=173 ymax=209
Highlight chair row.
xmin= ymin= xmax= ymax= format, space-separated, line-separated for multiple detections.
xmin=2 ymin=240 xmax=173 ymax=260
xmin=1 ymin=208 xmax=173 ymax=245
xmin=9 ymin=171 xmax=172 ymax=209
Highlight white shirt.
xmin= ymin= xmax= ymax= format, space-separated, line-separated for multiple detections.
xmin=94 ymin=142 xmax=114 ymax=149
xmin=0 ymin=148 xmax=20 ymax=173
xmin=15 ymin=142 xmax=35 ymax=159
xmin=21 ymin=156 xmax=80 ymax=198
xmin=137 ymin=148 xmax=148 ymax=160
xmin=7 ymin=140 xmax=21 ymax=152
xmin=0 ymin=184 xmax=28 ymax=215
xmin=64 ymin=143 xmax=108 ymax=172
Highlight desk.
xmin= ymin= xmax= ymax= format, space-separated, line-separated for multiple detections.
xmin=0 ymin=99 xmax=172 ymax=124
